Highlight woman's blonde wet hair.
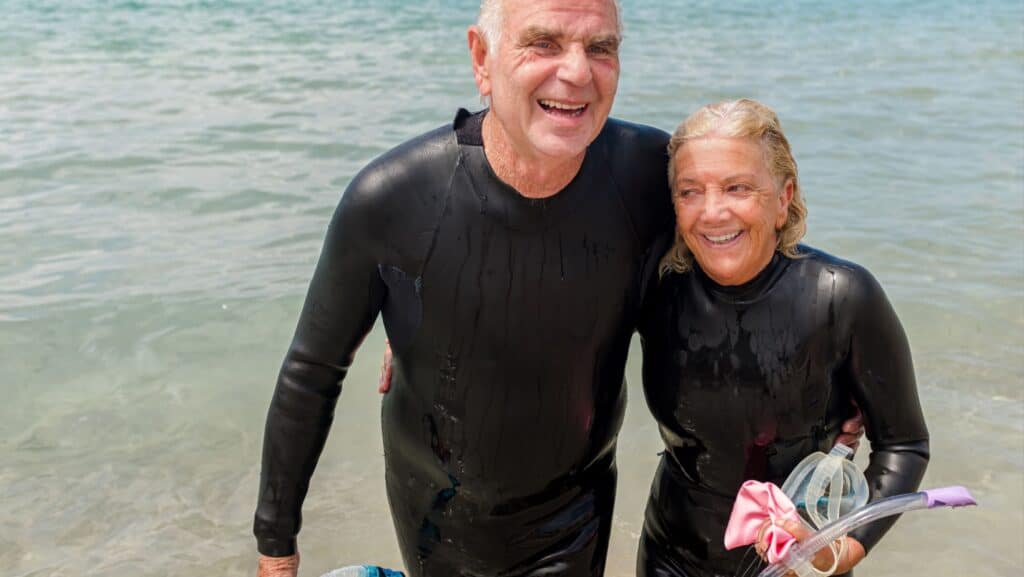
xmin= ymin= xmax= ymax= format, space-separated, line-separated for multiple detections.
xmin=660 ymin=98 xmax=807 ymax=276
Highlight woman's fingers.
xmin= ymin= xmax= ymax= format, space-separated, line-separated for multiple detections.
xmin=378 ymin=339 xmax=393 ymax=393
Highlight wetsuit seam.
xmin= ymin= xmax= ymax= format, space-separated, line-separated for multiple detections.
xmin=416 ymin=131 xmax=461 ymax=282
xmin=458 ymin=146 xmax=489 ymax=215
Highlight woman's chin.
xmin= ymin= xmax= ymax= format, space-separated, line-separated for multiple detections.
xmin=690 ymin=244 xmax=776 ymax=286
xmin=696 ymin=257 xmax=759 ymax=286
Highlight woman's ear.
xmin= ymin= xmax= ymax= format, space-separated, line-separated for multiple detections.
xmin=776 ymin=178 xmax=794 ymax=229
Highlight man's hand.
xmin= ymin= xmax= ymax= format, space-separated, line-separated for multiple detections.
xmin=257 ymin=553 xmax=299 ymax=577
xmin=379 ymin=339 xmax=393 ymax=393
xmin=834 ymin=401 xmax=864 ymax=453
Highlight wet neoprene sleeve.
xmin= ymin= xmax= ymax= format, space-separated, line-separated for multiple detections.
xmin=842 ymin=261 xmax=930 ymax=552
xmin=254 ymin=161 xmax=387 ymax=557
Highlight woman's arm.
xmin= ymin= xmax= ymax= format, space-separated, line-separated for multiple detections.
xmin=841 ymin=265 xmax=930 ymax=553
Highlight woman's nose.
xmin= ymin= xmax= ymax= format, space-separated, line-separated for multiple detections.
xmin=699 ymin=190 xmax=731 ymax=223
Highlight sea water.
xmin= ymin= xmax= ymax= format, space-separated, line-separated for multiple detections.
xmin=1 ymin=1 xmax=1021 ymax=575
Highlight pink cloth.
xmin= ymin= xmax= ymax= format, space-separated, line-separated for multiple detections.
xmin=724 ymin=480 xmax=800 ymax=564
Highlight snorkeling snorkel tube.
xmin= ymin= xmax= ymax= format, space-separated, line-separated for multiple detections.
xmin=754 ymin=486 xmax=977 ymax=577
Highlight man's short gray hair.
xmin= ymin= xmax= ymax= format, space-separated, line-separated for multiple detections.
xmin=477 ymin=0 xmax=623 ymax=50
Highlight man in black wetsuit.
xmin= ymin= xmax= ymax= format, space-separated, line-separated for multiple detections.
xmin=255 ymin=2 xmax=674 ymax=576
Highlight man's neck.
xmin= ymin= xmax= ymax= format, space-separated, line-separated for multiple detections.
xmin=481 ymin=113 xmax=586 ymax=199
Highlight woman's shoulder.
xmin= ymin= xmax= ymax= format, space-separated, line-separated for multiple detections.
xmin=790 ymin=245 xmax=889 ymax=306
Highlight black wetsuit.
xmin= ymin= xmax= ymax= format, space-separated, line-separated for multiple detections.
xmin=254 ymin=109 xmax=672 ymax=576
xmin=636 ymin=247 xmax=930 ymax=577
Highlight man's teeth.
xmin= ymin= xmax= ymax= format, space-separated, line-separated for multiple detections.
xmin=540 ymin=100 xmax=586 ymax=111
xmin=705 ymin=231 xmax=741 ymax=244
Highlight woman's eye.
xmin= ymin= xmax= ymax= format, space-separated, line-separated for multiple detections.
xmin=727 ymin=184 xmax=752 ymax=194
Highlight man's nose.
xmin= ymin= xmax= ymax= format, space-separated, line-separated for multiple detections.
xmin=556 ymin=44 xmax=593 ymax=86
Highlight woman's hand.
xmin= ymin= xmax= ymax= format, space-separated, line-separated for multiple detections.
xmin=757 ymin=520 xmax=866 ymax=576
xmin=379 ymin=339 xmax=393 ymax=393
xmin=834 ymin=401 xmax=864 ymax=453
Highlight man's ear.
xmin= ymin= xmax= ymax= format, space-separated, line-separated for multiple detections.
xmin=468 ymin=26 xmax=491 ymax=97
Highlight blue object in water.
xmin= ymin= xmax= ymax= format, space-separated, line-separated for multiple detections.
xmin=320 ymin=566 xmax=405 ymax=577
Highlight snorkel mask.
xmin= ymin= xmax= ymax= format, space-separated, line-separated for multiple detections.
xmin=777 ymin=444 xmax=868 ymax=575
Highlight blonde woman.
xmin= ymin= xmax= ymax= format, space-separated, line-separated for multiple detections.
xmin=637 ymin=99 xmax=929 ymax=577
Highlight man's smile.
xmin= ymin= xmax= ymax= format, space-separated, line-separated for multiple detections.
xmin=538 ymin=99 xmax=588 ymax=117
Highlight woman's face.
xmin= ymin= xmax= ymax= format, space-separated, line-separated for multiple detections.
xmin=671 ymin=136 xmax=793 ymax=286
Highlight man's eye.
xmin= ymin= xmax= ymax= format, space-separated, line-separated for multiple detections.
xmin=727 ymin=184 xmax=752 ymax=194
xmin=533 ymin=40 xmax=556 ymax=50
xmin=587 ymin=44 xmax=617 ymax=57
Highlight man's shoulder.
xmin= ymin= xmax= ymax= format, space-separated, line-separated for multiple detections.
xmin=346 ymin=122 xmax=459 ymax=203
xmin=593 ymin=118 xmax=673 ymax=243
xmin=603 ymin=117 xmax=671 ymax=139
xmin=600 ymin=117 xmax=671 ymax=154
xmin=595 ymin=117 xmax=671 ymax=177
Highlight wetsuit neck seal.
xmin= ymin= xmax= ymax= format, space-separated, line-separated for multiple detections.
xmin=694 ymin=250 xmax=791 ymax=304
xmin=451 ymin=108 xmax=602 ymax=232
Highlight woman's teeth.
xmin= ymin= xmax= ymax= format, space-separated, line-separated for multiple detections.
xmin=704 ymin=231 xmax=741 ymax=245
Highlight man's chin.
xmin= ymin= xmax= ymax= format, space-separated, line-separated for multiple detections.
xmin=530 ymin=134 xmax=594 ymax=161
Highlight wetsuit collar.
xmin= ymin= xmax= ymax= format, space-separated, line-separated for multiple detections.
xmin=452 ymin=108 xmax=599 ymax=231
xmin=454 ymin=107 xmax=484 ymax=145
xmin=694 ymin=251 xmax=792 ymax=304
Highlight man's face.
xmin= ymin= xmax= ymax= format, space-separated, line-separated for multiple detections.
xmin=478 ymin=0 xmax=621 ymax=162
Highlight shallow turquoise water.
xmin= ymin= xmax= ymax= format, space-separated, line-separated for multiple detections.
xmin=1 ymin=1 xmax=1021 ymax=576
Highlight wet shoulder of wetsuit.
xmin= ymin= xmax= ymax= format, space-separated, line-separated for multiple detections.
xmin=591 ymin=118 xmax=674 ymax=322
xmin=594 ymin=118 xmax=674 ymax=250
xmin=813 ymin=247 xmax=930 ymax=552
xmin=254 ymin=122 xmax=459 ymax=557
